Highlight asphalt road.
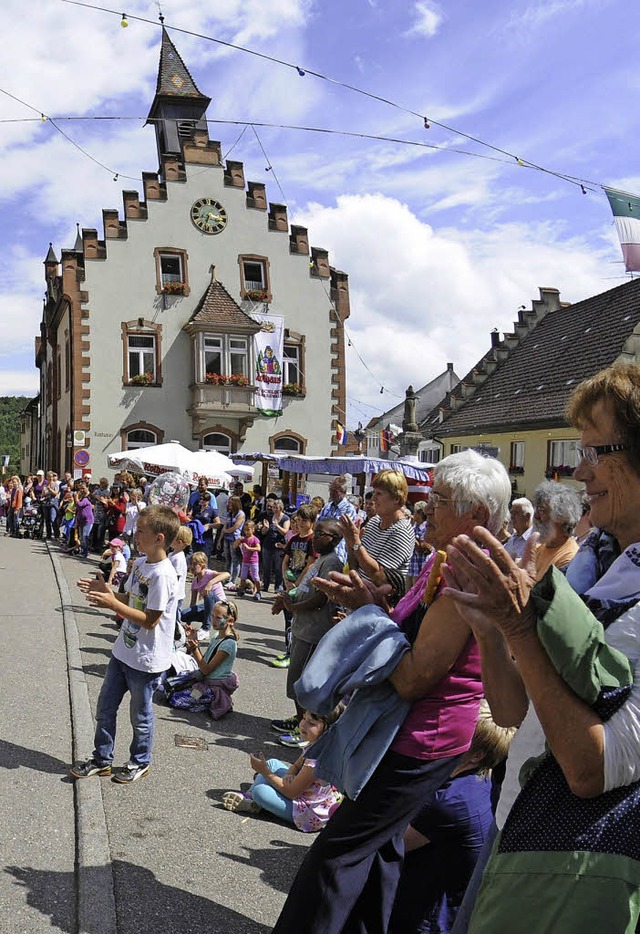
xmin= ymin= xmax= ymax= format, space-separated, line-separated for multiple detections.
xmin=1 ymin=533 xmax=310 ymax=933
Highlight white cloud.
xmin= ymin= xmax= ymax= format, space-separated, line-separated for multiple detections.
xmin=296 ymin=193 xmax=617 ymax=422
xmin=405 ymin=1 xmax=443 ymax=39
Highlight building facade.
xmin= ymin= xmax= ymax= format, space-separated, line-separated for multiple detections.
xmin=34 ymin=30 xmax=349 ymax=484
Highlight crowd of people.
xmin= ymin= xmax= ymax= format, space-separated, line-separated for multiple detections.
xmin=9 ymin=360 xmax=640 ymax=932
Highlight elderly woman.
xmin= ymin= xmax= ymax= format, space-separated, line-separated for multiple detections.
xmin=341 ymin=468 xmax=416 ymax=582
xmin=272 ymin=450 xmax=512 ymax=934
xmin=443 ymin=363 xmax=640 ymax=933
xmin=531 ymin=480 xmax=582 ymax=579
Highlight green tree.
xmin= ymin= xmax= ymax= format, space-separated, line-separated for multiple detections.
xmin=0 ymin=397 xmax=33 ymax=475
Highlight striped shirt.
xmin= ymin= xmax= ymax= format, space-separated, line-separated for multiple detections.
xmin=360 ymin=515 xmax=415 ymax=577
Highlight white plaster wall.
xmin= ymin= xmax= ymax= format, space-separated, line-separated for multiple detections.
xmin=83 ymin=161 xmax=339 ymax=476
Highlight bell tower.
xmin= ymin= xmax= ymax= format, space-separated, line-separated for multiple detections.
xmin=146 ymin=27 xmax=212 ymax=177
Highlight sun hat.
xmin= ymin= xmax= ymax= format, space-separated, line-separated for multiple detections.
xmin=109 ymin=538 xmax=125 ymax=548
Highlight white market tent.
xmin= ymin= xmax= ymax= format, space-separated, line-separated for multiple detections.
xmin=108 ymin=441 xmax=253 ymax=488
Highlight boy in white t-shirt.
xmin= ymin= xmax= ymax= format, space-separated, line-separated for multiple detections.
xmin=71 ymin=505 xmax=180 ymax=784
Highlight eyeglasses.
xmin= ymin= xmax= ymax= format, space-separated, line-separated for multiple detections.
xmin=576 ymin=444 xmax=629 ymax=466
xmin=427 ymin=491 xmax=452 ymax=508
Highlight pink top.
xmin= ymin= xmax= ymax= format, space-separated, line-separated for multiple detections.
xmin=389 ymin=548 xmax=483 ymax=760
xmin=240 ymin=535 xmax=260 ymax=564
xmin=191 ymin=569 xmax=225 ymax=602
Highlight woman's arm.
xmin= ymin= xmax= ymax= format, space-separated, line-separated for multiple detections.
xmin=227 ymin=511 xmax=245 ymax=535
xmin=249 ymin=752 xmax=315 ymax=800
xmin=388 ymin=594 xmax=473 ymax=701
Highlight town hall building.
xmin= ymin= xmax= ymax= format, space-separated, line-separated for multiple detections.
xmin=32 ymin=29 xmax=350 ymax=484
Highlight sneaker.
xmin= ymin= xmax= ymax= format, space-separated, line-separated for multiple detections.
xmin=221 ymin=791 xmax=261 ymax=814
xmin=278 ymin=729 xmax=309 ymax=749
xmin=226 ymin=583 xmax=237 ymax=592
xmin=112 ymin=762 xmax=150 ymax=784
xmin=270 ymin=715 xmax=299 ymax=732
xmin=270 ymin=654 xmax=290 ymax=669
xmin=69 ymin=758 xmax=112 ymax=779
xmin=252 ymin=592 xmax=262 ymax=602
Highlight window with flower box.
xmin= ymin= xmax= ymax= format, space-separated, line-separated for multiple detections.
xmin=239 ymin=254 xmax=271 ymax=302
xmin=121 ymin=319 xmax=162 ymax=386
xmin=547 ymin=439 xmax=577 ymax=477
xmin=509 ymin=441 xmax=525 ymax=474
xmin=154 ymin=247 xmax=190 ymax=296
xmin=203 ymin=334 xmax=250 ymax=385
xmin=282 ymin=333 xmax=305 ymax=397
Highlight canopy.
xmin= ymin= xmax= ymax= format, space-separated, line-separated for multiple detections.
xmin=230 ymin=452 xmax=432 ymax=482
xmin=108 ymin=442 xmax=253 ymax=488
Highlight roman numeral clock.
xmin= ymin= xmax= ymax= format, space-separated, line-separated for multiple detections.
xmin=190 ymin=198 xmax=228 ymax=234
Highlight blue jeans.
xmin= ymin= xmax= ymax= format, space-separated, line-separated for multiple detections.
xmin=79 ymin=521 xmax=93 ymax=557
xmin=224 ymin=539 xmax=242 ymax=581
xmin=250 ymin=759 xmax=294 ymax=823
xmin=93 ymin=656 xmax=161 ymax=767
xmin=181 ymin=591 xmax=216 ymax=631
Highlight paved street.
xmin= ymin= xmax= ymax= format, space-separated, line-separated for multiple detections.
xmin=1 ymin=533 xmax=310 ymax=933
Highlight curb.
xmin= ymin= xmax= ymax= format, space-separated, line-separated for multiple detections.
xmin=48 ymin=544 xmax=118 ymax=934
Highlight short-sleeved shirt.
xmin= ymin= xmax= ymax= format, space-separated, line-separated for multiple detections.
xmin=291 ymin=550 xmax=344 ymax=644
xmin=203 ymin=635 xmax=237 ymax=682
xmin=285 ymin=534 xmax=316 ymax=577
xmin=240 ymin=535 xmax=261 ymax=564
xmin=191 ymin=568 xmax=225 ymax=602
xmin=113 ymin=556 xmax=178 ymax=672
xmin=360 ymin=514 xmax=415 ymax=577
xmin=169 ymin=550 xmax=188 ymax=601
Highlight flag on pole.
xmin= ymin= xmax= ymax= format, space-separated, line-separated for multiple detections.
xmin=335 ymin=421 xmax=347 ymax=445
xmin=604 ymin=188 xmax=640 ymax=272
xmin=380 ymin=428 xmax=390 ymax=453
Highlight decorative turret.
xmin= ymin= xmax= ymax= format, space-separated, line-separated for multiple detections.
xmin=147 ymin=28 xmax=212 ymax=177
xmin=44 ymin=242 xmax=58 ymax=280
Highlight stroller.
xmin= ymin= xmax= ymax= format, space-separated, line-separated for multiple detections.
xmin=21 ymin=500 xmax=44 ymax=539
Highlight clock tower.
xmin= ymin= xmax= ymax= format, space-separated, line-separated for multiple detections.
xmin=146 ymin=27 xmax=212 ymax=178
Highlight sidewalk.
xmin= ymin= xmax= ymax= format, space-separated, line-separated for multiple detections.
xmin=54 ymin=544 xmax=308 ymax=933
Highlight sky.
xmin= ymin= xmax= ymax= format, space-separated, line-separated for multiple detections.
xmin=1 ymin=0 xmax=639 ymax=431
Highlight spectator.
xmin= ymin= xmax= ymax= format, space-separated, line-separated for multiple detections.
xmin=504 ymin=497 xmax=534 ymax=563
xmin=532 ymin=480 xmax=582 ymax=579
xmin=318 ymin=476 xmax=357 ymax=565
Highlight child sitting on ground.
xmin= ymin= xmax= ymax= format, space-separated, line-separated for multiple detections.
xmin=237 ymin=520 xmax=262 ymax=601
xmin=222 ymin=704 xmax=344 ymax=831
xmin=168 ymin=600 xmax=240 ymax=718
xmin=180 ymin=551 xmax=230 ymax=640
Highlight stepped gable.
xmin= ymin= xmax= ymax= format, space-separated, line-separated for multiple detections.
xmin=152 ymin=27 xmax=210 ymax=103
xmin=432 ymin=277 xmax=640 ymax=436
xmin=188 ymin=273 xmax=261 ymax=333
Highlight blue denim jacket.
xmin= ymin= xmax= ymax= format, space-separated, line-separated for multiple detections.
xmin=295 ymin=605 xmax=411 ymax=800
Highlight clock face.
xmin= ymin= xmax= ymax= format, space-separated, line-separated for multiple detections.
xmin=190 ymin=198 xmax=228 ymax=235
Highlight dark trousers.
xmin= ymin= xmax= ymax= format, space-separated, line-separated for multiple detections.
xmin=262 ymin=545 xmax=283 ymax=590
xmin=273 ymin=750 xmax=458 ymax=934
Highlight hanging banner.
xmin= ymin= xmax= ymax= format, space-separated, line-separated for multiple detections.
xmin=252 ymin=313 xmax=284 ymax=416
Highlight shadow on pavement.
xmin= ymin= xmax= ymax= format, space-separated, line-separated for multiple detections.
xmin=0 ymin=739 xmax=69 ymax=775
xmin=216 ymin=838 xmax=308 ymax=895
xmin=74 ymin=662 xmax=109 ymax=679
xmin=4 ymin=861 xmax=270 ymax=934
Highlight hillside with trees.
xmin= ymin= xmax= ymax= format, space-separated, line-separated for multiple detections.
xmin=0 ymin=397 xmax=32 ymax=475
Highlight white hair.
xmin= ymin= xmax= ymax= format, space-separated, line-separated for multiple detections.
xmin=433 ymin=450 xmax=511 ymax=535
xmin=533 ymin=481 xmax=583 ymax=534
xmin=511 ymin=497 xmax=534 ymax=519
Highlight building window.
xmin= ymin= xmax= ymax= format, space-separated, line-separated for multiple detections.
xmin=450 ymin=444 xmax=463 ymax=454
xmin=202 ymin=432 xmax=232 ymax=455
xmin=274 ymin=435 xmax=302 ymax=453
xmin=121 ymin=320 xmax=162 ymax=387
xmin=56 ymin=351 xmax=61 ymax=399
xmin=239 ymin=254 xmax=271 ymax=302
xmin=202 ymin=334 xmax=249 ymax=382
xmin=154 ymin=247 xmax=190 ymax=296
xmin=547 ymin=439 xmax=577 ymax=477
xmin=510 ymin=441 xmax=525 ymax=473
xmin=419 ymin=447 xmax=441 ymax=464
xmin=128 ymin=335 xmax=156 ymax=381
xmin=126 ymin=429 xmax=157 ymax=448
xmin=65 ymin=336 xmax=70 ymax=392
xmin=282 ymin=333 xmax=306 ymax=395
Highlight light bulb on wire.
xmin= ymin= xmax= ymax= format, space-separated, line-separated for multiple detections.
xmin=121 ymin=12 xmax=129 ymax=27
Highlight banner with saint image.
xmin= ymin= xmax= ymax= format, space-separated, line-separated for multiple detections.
xmin=252 ymin=313 xmax=284 ymax=416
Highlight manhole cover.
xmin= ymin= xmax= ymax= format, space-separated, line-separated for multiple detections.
xmin=174 ymin=734 xmax=209 ymax=750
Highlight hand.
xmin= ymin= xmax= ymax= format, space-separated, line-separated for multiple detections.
xmin=338 ymin=515 xmax=360 ymax=549
xmin=186 ymin=637 xmax=199 ymax=653
xmin=442 ymin=527 xmax=539 ymax=643
xmin=77 ymin=571 xmax=111 ymax=596
xmin=249 ymin=751 xmax=268 ymax=775
xmin=312 ymin=569 xmax=390 ymax=611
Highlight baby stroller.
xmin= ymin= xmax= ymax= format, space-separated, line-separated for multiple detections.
xmin=22 ymin=501 xmax=44 ymax=539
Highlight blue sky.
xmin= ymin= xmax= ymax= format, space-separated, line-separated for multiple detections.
xmin=1 ymin=0 xmax=638 ymax=430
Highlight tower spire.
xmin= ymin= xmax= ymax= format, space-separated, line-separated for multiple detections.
xmin=146 ymin=27 xmax=212 ymax=174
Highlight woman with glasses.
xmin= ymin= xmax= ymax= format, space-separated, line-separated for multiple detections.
xmin=443 ymin=363 xmax=640 ymax=933
xmin=273 ymin=450 xmax=512 ymax=934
